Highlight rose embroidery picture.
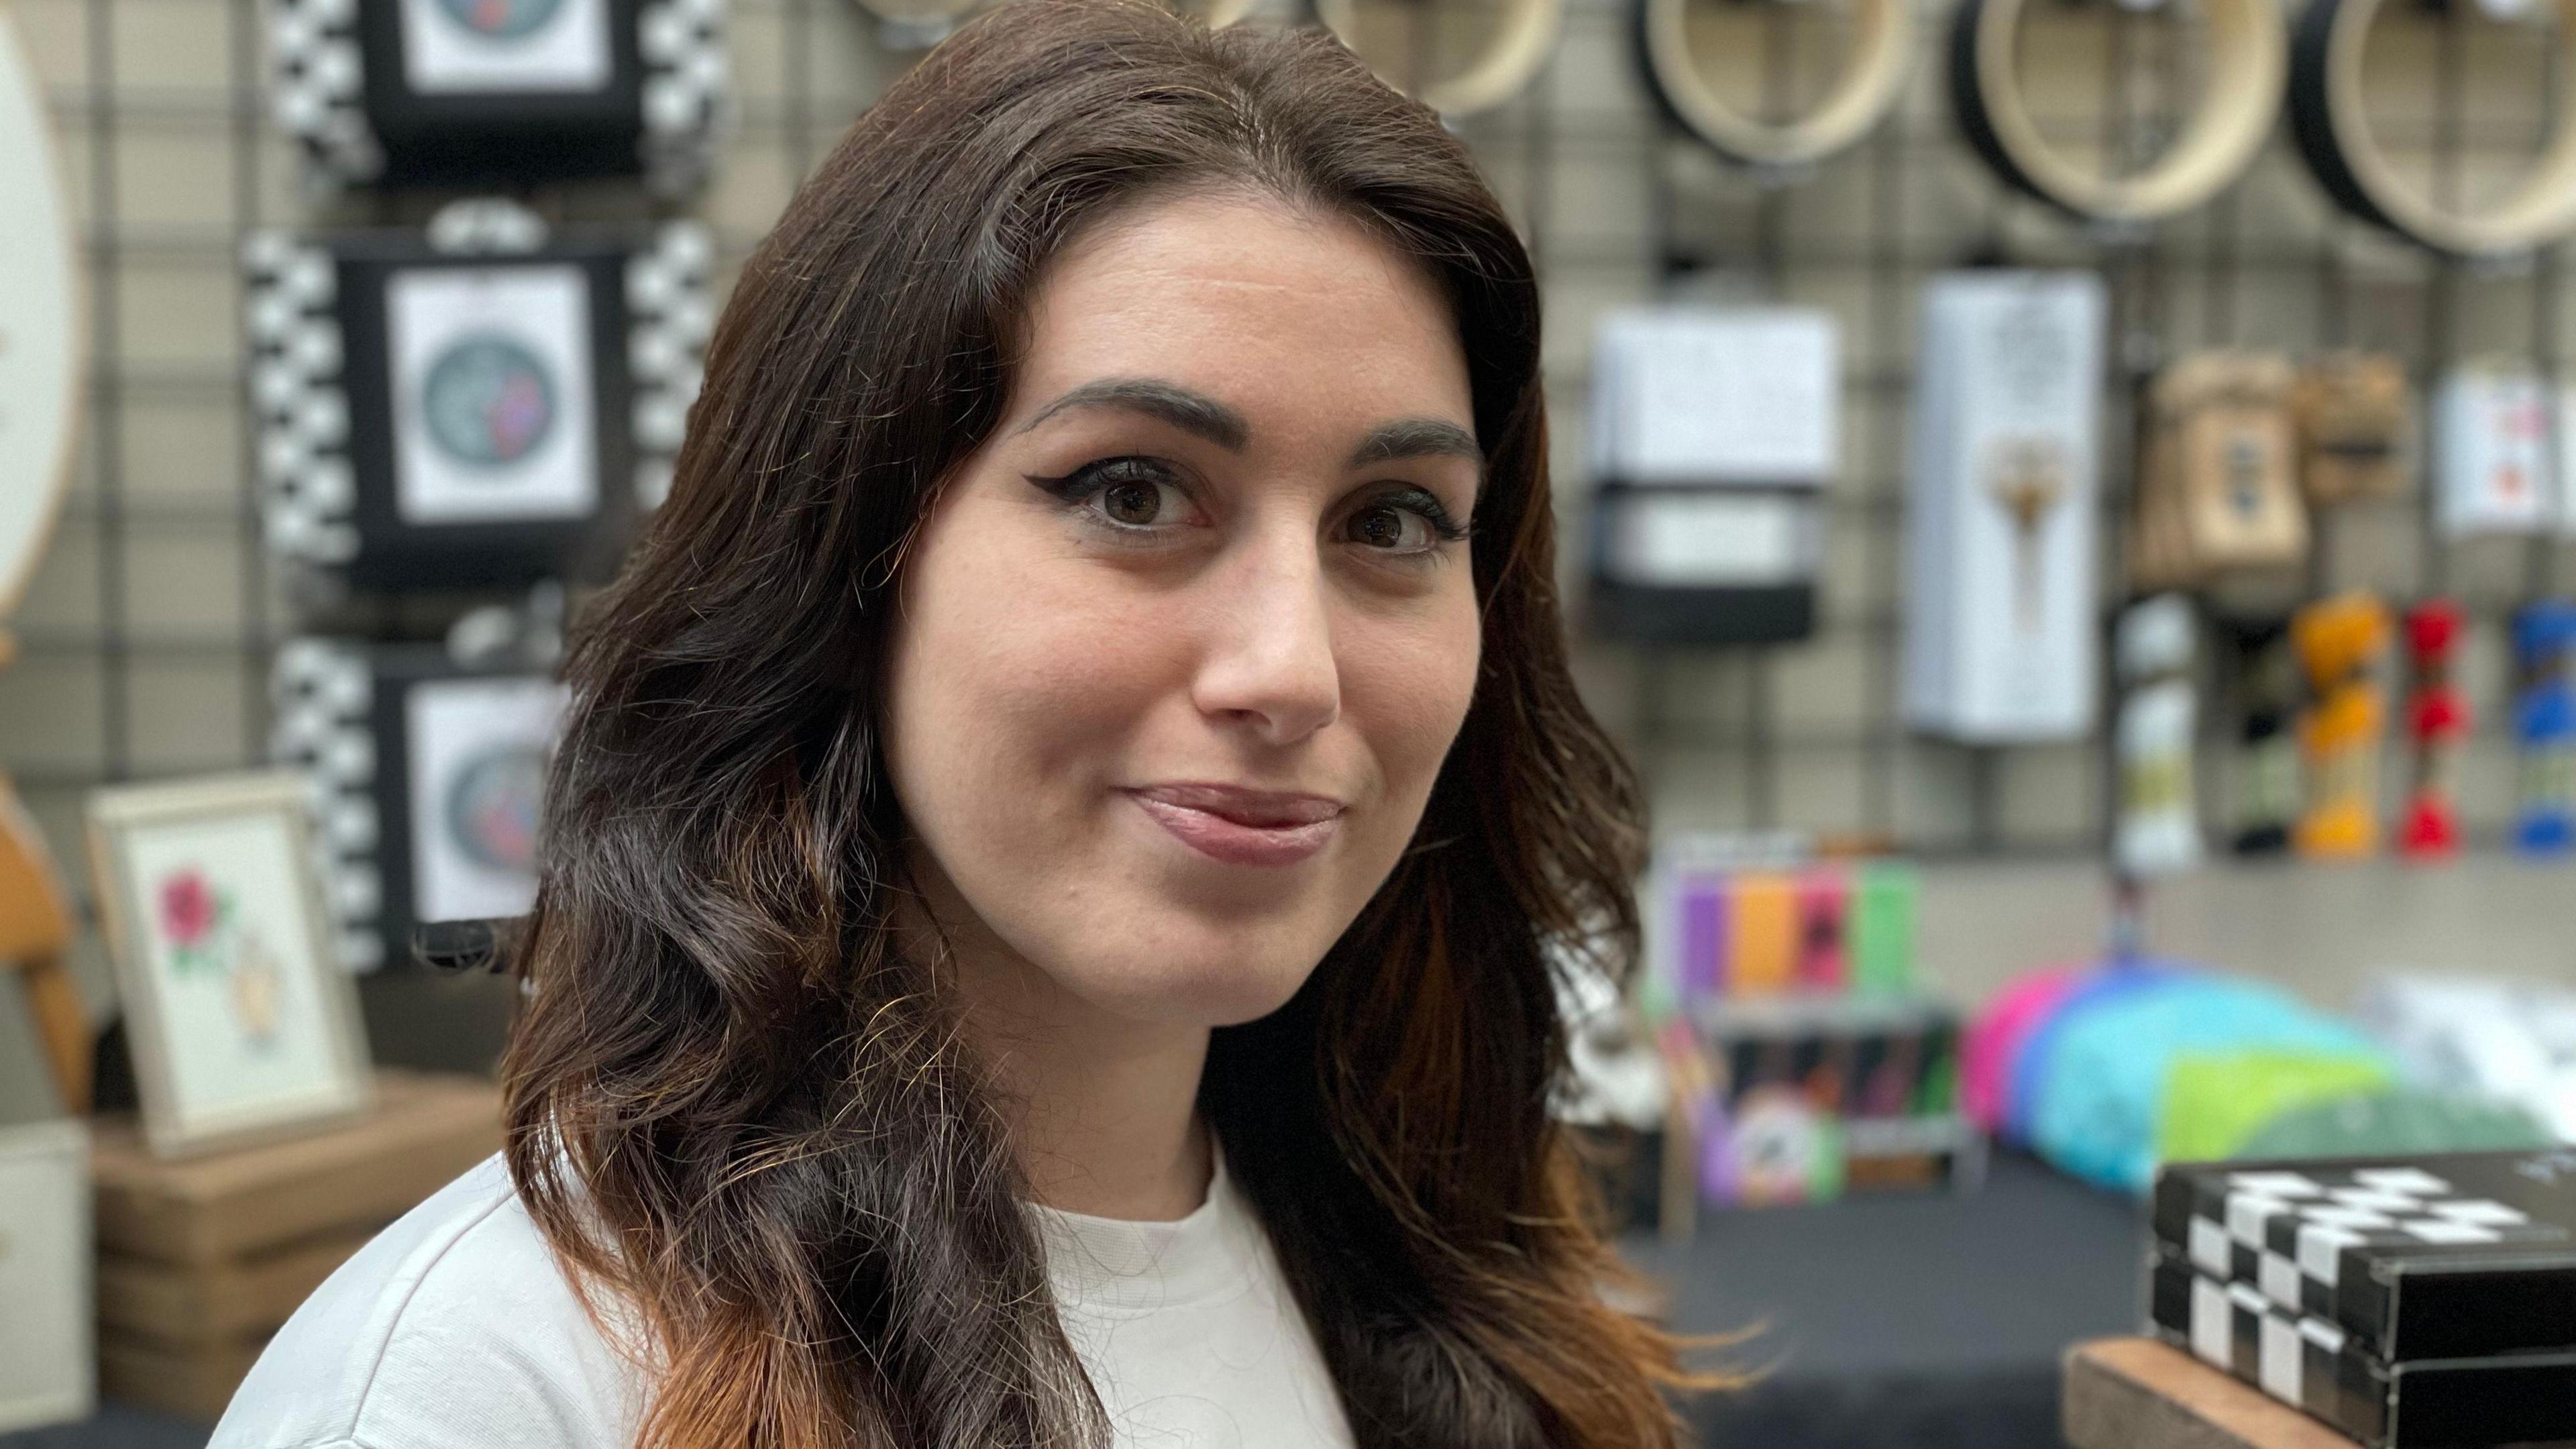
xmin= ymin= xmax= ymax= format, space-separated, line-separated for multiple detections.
xmin=160 ymin=869 xmax=229 ymax=974
xmin=154 ymin=867 xmax=284 ymax=1049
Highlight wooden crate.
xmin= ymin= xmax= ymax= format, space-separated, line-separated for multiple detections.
xmin=97 ymin=1333 xmax=268 ymax=1424
xmin=2063 ymin=1338 xmax=2360 ymax=1449
xmin=97 ymin=1223 xmax=378 ymax=1344
xmin=89 ymin=1069 xmax=502 ymax=1421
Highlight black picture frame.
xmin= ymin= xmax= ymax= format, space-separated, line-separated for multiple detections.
xmin=335 ymin=241 xmax=637 ymax=592
xmin=364 ymin=647 xmax=560 ymax=969
xmin=248 ymin=221 xmax=711 ymax=597
xmin=269 ymin=0 xmax=723 ymax=191
xmin=357 ymin=0 xmax=649 ymax=187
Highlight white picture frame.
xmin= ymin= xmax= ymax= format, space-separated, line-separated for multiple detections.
xmin=388 ymin=263 xmax=600 ymax=527
xmin=87 ymin=771 xmax=373 ymax=1159
xmin=398 ymin=0 xmax=614 ymax=96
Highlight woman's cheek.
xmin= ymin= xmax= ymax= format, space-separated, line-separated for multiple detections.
xmin=1346 ymin=605 xmax=1482 ymax=801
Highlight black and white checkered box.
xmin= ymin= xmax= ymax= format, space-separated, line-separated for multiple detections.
xmin=2147 ymin=1253 xmax=2576 ymax=1449
xmin=2152 ymin=1152 xmax=2576 ymax=1362
xmin=2147 ymin=1255 xmax=2366 ymax=1438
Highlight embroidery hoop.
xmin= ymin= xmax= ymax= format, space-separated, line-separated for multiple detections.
xmin=1951 ymin=0 xmax=2286 ymax=223
xmin=1636 ymin=0 xmax=1915 ymax=169
xmin=2289 ymin=0 xmax=2576 ymax=257
xmin=1314 ymin=0 xmax=1564 ymax=116
xmin=0 ymin=13 xmax=77 ymax=623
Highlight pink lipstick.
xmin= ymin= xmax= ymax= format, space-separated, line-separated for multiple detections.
xmin=1124 ymin=784 xmax=1344 ymax=867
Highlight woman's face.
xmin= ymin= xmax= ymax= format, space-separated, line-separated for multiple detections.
xmin=882 ymin=190 xmax=1485 ymax=1029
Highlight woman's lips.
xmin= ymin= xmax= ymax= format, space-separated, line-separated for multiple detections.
xmin=1124 ymin=790 xmax=1342 ymax=867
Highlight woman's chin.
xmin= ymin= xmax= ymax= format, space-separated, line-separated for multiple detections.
xmin=1063 ymin=951 xmax=1318 ymax=1030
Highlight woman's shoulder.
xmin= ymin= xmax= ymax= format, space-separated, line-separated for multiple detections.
xmin=208 ymin=1153 xmax=649 ymax=1449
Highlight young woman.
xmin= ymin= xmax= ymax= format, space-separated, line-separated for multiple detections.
xmin=213 ymin=4 xmax=1706 ymax=1446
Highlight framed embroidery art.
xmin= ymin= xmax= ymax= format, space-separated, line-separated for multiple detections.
xmin=270 ymin=641 xmax=566 ymax=971
xmin=268 ymin=0 xmax=727 ymax=191
xmin=86 ymin=771 xmax=373 ymax=1159
xmin=246 ymin=220 xmax=712 ymax=590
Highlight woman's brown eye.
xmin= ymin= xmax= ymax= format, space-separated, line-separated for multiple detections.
xmin=1354 ymin=508 xmax=1400 ymax=548
xmin=1104 ymin=482 xmax=1161 ymax=525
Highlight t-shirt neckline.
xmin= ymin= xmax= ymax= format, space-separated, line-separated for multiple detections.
xmin=1029 ymin=1140 xmax=1266 ymax=1315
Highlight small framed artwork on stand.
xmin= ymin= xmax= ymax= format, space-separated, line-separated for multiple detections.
xmin=86 ymin=771 xmax=373 ymax=1159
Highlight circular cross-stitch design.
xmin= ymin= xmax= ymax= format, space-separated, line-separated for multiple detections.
xmin=434 ymin=0 xmax=567 ymax=41
xmin=444 ymin=744 xmax=547 ymax=873
xmin=421 ymin=333 xmax=557 ymax=468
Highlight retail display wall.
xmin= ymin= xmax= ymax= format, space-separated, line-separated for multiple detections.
xmin=1 ymin=0 xmax=2572 ymax=1110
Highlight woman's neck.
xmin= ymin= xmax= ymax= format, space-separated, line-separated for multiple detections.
xmin=890 ymin=864 xmax=1214 ymax=1222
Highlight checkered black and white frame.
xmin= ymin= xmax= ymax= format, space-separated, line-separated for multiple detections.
xmin=2181 ymin=1165 xmax=2565 ymax=1321
xmin=244 ymin=219 xmax=712 ymax=579
xmin=268 ymin=637 xmax=388 ymax=972
xmin=266 ymin=0 xmax=727 ymax=193
xmin=246 ymin=231 xmax=359 ymax=569
xmin=636 ymin=0 xmax=728 ymax=196
xmin=625 ymin=220 xmax=714 ymax=509
xmin=268 ymin=0 xmax=382 ymax=183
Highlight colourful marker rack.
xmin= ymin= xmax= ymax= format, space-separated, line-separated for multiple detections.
xmin=1658 ymin=853 xmax=1918 ymax=1006
xmin=2400 ymin=598 xmax=2470 ymax=859
xmin=2292 ymin=592 xmax=2391 ymax=859
xmin=2514 ymin=601 xmax=2576 ymax=856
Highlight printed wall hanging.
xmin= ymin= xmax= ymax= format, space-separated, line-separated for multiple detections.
xmin=268 ymin=0 xmax=726 ymax=191
xmin=270 ymin=641 xmax=567 ymax=972
xmin=1587 ymin=307 xmax=1841 ymax=645
xmin=1903 ymin=270 xmax=2106 ymax=742
xmin=244 ymin=217 xmax=712 ymax=591
xmin=1635 ymin=0 xmax=1915 ymax=170
xmin=1313 ymin=0 xmax=1562 ymax=116
xmin=2288 ymin=0 xmax=2576 ymax=256
xmin=1951 ymin=0 xmax=2286 ymax=225
xmin=84 ymin=772 xmax=375 ymax=1158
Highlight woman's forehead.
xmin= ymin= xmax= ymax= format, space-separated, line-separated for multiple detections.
xmin=1009 ymin=193 xmax=1475 ymax=439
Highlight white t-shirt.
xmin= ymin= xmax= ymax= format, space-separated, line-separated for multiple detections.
xmin=209 ymin=1149 xmax=1356 ymax=1449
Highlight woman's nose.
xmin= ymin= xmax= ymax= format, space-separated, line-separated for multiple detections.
xmin=1187 ymin=531 xmax=1342 ymax=747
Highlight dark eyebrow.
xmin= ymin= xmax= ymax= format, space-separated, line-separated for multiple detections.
xmin=1016 ymin=378 xmax=1250 ymax=451
xmin=1347 ymin=417 xmax=1481 ymax=470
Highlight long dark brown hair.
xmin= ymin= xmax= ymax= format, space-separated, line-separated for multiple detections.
xmin=502 ymin=4 xmax=1705 ymax=1446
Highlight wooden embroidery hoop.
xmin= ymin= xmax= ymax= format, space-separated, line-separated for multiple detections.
xmin=2290 ymin=0 xmax=2576 ymax=257
xmin=1314 ymin=0 xmax=1564 ymax=117
xmin=0 ymin=12 xmax=90 ymax=1114
xmin=1638 ymin=0 xmax=1915 ymax=170
xmin=1953 ymin=0 xmax=2287 ymax=223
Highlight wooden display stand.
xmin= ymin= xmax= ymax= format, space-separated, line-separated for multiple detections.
xmin=2065 ymin=1338 xmax=2361 ymax=1449
xmin=89 ymin=1069 xmax=504 ymax=1421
